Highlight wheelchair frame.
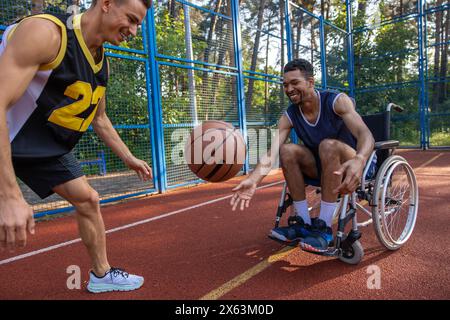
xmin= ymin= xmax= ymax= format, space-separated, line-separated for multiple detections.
xmin=273 ymin=103 xmax=419 ymax=264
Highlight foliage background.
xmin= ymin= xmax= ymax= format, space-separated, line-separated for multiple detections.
xmin=0 ymin=0 xmax=448 ymax=211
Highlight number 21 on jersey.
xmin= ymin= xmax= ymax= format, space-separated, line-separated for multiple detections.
xmin=48 ymin=81 xmax=106 ymax=132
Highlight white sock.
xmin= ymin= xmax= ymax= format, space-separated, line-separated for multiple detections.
xmin=294 ymin=200 xmax=311 ymax=225
xmin=319 ymin=200 xmax=338 ymax=227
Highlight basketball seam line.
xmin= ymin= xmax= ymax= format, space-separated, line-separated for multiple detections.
xmin=193 ymin=128 xmax=239 ymax=180
xmin=190 ymin=127 xmax=229 ymax=174
xmin=211 ymin=131 xmax=238 ymax=182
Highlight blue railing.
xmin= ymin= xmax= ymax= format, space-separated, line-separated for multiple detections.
xmin=0 ymin=0 xmax=448 ymax=217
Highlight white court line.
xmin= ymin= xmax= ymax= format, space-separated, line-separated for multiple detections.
xmin=0 ymin=180 xmax=284 ymax=266
xmin=413 ymin=153 xmax=442 ymax=171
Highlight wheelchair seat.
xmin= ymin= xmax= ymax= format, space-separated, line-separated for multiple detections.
xmin=362 ymin=111 xmax=393 ymax=170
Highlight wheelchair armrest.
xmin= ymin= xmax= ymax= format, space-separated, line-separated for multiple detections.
xmin=374 ymin=140 xmax=399 ymax=150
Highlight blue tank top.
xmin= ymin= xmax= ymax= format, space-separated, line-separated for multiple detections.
xmin=285 ymin=90 xmax=356 ymax=154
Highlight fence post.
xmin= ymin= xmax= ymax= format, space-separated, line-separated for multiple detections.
xmin=141 ymin=12 xmax=159 ymax=193
xmin=284 ymin=0 xmax=298 ymax=145
xmin=284 ymin=0 xmax=293 ymax=62
xmin=231 ymin=0 xmax=249 ymax=174
xmin=319 ymin=16 xmax=327 ymax=90
xmin=417 ymin=0 xmax=428 ymax=149
xmin=423 ymin=2 xmax=430 ymax=148
xmin=346 ymin=0 xmax=355 ymax=99
xmin=146 ymin=6 xmax=168 ymax=192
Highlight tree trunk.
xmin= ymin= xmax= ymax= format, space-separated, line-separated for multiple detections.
xmin=354 ymin=0 xmax=367 ymax=88
xmin=321 ymin=0 xmax=327 ymax=48
xmin=168 ymin=0 xmax=178 ymax=19
xmin=396 ymin=0 xmax=404 ymax=82
xmin=201 ymin=0 xmax=223 ymax=100
xmin=245 ymin=0 xmax=267 ymax=110
xmin=310 ymin=19 xmax=315 ymax=65
xmin=265 ymin=15 xmax=273 ymax=123
xmin=279 ymin=0 xmax=286 ymax=107
xmin=31 ymin=0 xmax=44 ymax=14
xmin=227 ymin=0 xmax=236 ymax=104
xmin=295 ymin=11 xmax=304 ymax=59
xmin=209 ymin=0 xmax=234 ymax=111
xmin=356 ymin=1 xmax=367 ymax=23
xmin=203 ymin=0 xmax=222 ymax=64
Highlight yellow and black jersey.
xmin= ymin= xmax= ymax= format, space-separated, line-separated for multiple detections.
xmin=1 ymin=12 xmax=108 ymax=159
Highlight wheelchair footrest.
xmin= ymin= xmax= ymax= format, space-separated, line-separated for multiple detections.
xmin=301 ymin=247 xmax=339 ymax=257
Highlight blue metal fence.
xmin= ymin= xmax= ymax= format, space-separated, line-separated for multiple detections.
xmin=0 ymin=0 xmax=448 ymax=217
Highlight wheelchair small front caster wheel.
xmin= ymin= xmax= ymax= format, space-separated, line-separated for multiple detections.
xmin=338 ymin=240 xmax=364 ymax=265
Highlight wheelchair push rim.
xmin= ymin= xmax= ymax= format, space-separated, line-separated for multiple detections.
xmin=373 ymin=156 xmax=419 ymax=250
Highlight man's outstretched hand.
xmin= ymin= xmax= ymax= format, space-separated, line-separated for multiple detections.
xmin=125 ymin=156 xmax=153 ymax=182
xmin=230 ymin=179 xmax=257 ymax=211
xmin=333 ymin=156 xmax=365 ymax=194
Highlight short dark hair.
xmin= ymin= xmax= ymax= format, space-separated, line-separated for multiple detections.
xmin=283 ymin=59 xmax=314 ymax=79
xmin=91 ymin=0 xmax=152 ymax=9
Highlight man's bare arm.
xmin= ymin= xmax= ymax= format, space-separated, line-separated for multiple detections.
xmin=333 ymin=94 xmax=375 ymax=193
xmin=247 ymin=114 xmax=293 ymax=184
xmin=0 ymin=18 xmax=61 ymax=249
xmin=230 ymin=114 xmax=292 ymax=211
xmin=0 ymin=18 xmax=61 ymax=196
xmin=91 ymin=98 xmax=133 ymax=163
xmin=334 ymin=94 xmax=374 ymax=164
xmin=91 ymin=93 xmax=152 ymax=181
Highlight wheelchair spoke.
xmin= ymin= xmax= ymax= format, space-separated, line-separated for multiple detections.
xmin=384 ymin=164 xmax=413 ymax=243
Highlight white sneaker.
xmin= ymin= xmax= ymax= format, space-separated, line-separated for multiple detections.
xmin=87 ymin=267 xmax=144 ymax=293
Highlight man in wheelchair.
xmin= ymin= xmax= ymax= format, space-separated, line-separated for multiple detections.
xmin=230 ymin=58 xmax=376 ymax=254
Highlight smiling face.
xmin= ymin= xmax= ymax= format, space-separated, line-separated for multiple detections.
xmin=282 ymin=69 xmax=315 ymax=105
xmin=101 ymin=0 xmax=149 ymax=45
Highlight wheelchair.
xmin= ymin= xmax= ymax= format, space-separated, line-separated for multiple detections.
xmin=273 ymin=103 xmax=419 ymax=264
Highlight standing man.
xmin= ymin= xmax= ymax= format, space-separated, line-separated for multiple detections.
xmin=230 ymin=59 xmax=375 ymax=253
xmin=0 ymin=0 xmax=153 ymax=293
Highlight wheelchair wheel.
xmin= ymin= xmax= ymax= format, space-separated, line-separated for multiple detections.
xmin=372 ymin=155 xmax=419 ymax=250
xmin=338 ymin=240 xmax=364 ymax=265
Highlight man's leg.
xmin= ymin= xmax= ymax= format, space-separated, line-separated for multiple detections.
xmin=300 ymin=139 xmax=357 ymax=253
xmin=268 ymin=144 xmax=319 ymax=244
xmin=53 ymin=176 xmax=144 ymax=293
xmin=318 ymin=139 xmax=356 ymax=203
xmin=52 ymin=176 xmax=110 ymax=276
xmin=279 ymin=143 xmax=318 ymax=201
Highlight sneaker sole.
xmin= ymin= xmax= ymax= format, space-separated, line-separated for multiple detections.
xmin=300 ymin=242 xmax=328 ymax=253
xmin=87 ymin=281 xmax=144 ymax=293
xmin=268 ymin=234 xmax=300 ymax=246
xmin=268 ymin=230 xmax=305 ymax=245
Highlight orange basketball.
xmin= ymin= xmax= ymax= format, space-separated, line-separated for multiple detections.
xmin=184 ymin=120 xmax=246 ymax=182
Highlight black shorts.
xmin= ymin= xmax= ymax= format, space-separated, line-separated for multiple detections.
xmin=12 ymin=152 xmax=84 ymax=199
xmin=303 ymin=150 xmax=377 ymax=186
xmin=302 ymin=151 xmax=322 ymax=186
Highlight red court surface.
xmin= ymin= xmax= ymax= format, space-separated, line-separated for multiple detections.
xmin=0 ymin=150 xmax=449 ymax=300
